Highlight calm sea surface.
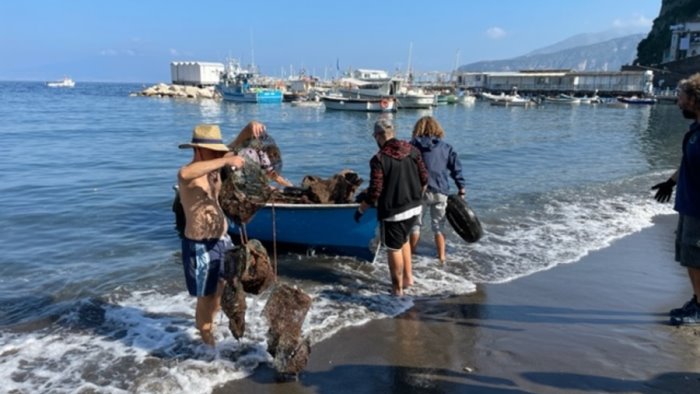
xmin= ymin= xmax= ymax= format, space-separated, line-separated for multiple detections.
xmin=0 ymin=81 xmax=686 ymax=392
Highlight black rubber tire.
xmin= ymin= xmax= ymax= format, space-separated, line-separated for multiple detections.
xmin=445 ymin=194 xmax=483 ymax=243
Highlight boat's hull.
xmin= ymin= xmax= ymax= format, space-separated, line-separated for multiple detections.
xmin=229 ymin=203 xmax=378 ymax=261
xmin=544 ymin=97 xmax=581 ymax=104
xmin=396 ymin=94 xmax=436 ymax=109
xmin=617 ymin=97 xmax=657 ymax=105
xmin=218 ymin=85 xmax=283 ymax=103
xmin=490 ymin=99 xmax=534 ymax=107
xmin=321 ymin=96 xmax=396 ymax=112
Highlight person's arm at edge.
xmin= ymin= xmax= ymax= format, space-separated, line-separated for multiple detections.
xmin=359 ymin=156 xmax=383 ymax=213
xmin=229 ymin=120 xmax=266 ymax=148
xmin=178 ymin=155 xmax=245 ymax=183
xmin=448 ymin=146 xmax=467 ymax=196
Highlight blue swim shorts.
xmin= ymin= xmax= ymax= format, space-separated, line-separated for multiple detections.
xmin=181 ymin=235 xmax=234 ymax=297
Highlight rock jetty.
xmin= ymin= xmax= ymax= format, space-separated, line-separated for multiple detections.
xmin=130 ymin=83 xmax=220 ymax=99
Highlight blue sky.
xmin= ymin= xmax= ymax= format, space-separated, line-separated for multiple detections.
xmin=0 ymin=0 xmax=661 ymax=83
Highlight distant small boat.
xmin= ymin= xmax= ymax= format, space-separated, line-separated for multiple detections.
xmin=579 ymin=95 xmax=602 ymax=104
xmin=457 ymin=94 xmax=476 ymax=105
xmin=544 ymin=94 xmax=581 ymax=104
xmin=290 ymin=97 xmax=323 ymax=108
xmin=47 ymin=77 xmax=75 ymax=88
xmin=395 ymin=90 xmax=436 ymax=109
xmin=617 ymin=96 xmax=657 ymax=105
xmin=490 ymin=97 xmax=535 ymax=107
xmin=436 ymin=94 xmax=457 ymax=105
xmin=321 ymin=95 xmax=396 ymax=112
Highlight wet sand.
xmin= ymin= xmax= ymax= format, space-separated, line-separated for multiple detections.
xmin=216 ymin=214 xmax=700 ymax=393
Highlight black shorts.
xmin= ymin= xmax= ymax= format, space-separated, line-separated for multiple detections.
xmin=380 ymin=215 xmax=419 ymax=250
xmin=675 ymin=214 xmax=700 ymax=268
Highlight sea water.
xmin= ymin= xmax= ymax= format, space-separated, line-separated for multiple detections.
xmin=0 ymin=81 xmax=685 ymax=392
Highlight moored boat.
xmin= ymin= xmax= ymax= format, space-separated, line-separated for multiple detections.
xmin=544 ymin=94 xmax=581 ymax=104
xmin=229 ymin=203 xmax=378 ymax=261
xmin=490 ymin=96 xmax=535 ymax=107
xmin=290 ymin=97 xmax=323 ymax=107
xmin=216 ymin=59 xmax=283 ymax=103
xmin=321 ymin=95 xmax=396 ymax=112
xmin=617 ymin=96 xmax=657 ymax=105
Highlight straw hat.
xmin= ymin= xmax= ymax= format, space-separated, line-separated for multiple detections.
xmin=178 ymin=124 xmax=230 ymax=152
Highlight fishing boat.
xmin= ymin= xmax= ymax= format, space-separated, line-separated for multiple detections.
xmin=337 ymin=69 xmax=436 ymax=109
xmin=47 ymin=77 xmax=75 ymax=88
xmin=229 ymin=203 xmax=378 ymax=261
xmin=216 ymin=59 xmax=282 ymax=103
xmin=321 ymin=95 xmax=396 ymax=112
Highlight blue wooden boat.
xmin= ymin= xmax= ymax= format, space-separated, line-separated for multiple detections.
xmin=229 ymin=203 xmax=378 ymax=261
xmin=216 ymin=59 xmax=283 ymax=103
xmin=218 ymin=84 xmax=283 ymax=103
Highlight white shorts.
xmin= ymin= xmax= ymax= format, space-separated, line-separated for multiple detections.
xmin=412 ymin=191 xmax=448 ymax=234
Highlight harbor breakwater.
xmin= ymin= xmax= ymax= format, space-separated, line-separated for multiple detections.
xmin=130 ymin=83 xmax=220 ymax=99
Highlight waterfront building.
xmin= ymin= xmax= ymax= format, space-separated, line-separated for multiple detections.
xmin=453 ymin=69 xmax=653 ymax=96
xmin=170 ymin=61 xmax=225 ymax=87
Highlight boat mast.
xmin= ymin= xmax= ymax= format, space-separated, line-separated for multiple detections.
xmin=250 ymin=28 xmax=255 ymax=73
xmin=452 ymin=49 xmax=460 ymax=84
xmin=406 ymin=42 xmax=413 ymax=84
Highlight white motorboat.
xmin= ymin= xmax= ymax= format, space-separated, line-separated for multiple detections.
xmin=321 ymin=95 xmax=396 ymax=112
xmin=544 ymin=94 xmax=581 ymax=104
xmin=490 ymin=96 xmax=535 ymax=107
xmin=47 ymin=77 xmax=75 ymax=88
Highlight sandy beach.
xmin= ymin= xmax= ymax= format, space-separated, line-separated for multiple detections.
xmin=215 ymin=214 xmax=700 ymax=393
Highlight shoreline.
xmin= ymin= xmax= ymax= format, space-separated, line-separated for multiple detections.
xmin=216 ymin=214 xmax=700 ymax=393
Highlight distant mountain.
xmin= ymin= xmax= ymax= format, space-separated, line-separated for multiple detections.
xmin=459 ymin=34 xmax=645 ymax=72
xmin=526 ymin=28 xmax=646 ymax=56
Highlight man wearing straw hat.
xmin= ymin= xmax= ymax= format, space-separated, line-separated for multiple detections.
xmin=177 ymin=122 xmax=261 ymax=345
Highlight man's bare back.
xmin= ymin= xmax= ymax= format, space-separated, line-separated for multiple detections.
xmin=179 ymin=170 xmax=227 ymax=240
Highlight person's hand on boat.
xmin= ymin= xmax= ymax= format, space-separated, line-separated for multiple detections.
xmin=458 ymin=189 xmax=466 ymax=200
xmin=354 ymin=201 xmax=369 ymax=223
xmin=354 ymin=207 xmax=364 ymax=223
xmin=651 ymin=178 xmax=676 ymax=203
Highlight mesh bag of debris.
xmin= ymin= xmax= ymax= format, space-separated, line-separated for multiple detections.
xmin=220 ymin=159 xmax=273 ymax=225
xmin=300 ymin=169 xmax=363 ymax=204
xmin=263 ymin=284 xmax=313 ymax=376
xmin=230 ymin=133 xmax=283 ymax=177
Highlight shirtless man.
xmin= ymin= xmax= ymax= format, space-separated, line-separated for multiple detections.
xmin=177 ymin=123 xmax=261 ymax=345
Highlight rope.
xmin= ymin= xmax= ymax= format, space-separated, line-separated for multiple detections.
xmin=239 ymin=223 xmax=248 ymax=245
xmin=271 ymin=201 xmax=278 ymax=281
